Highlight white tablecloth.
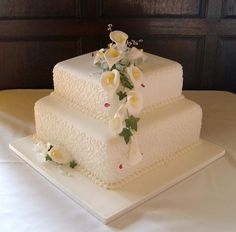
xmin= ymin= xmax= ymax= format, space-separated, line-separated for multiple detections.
xmin=0 ymin=90 xmax=236 ymax=232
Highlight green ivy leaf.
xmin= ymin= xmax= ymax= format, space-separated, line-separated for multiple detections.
xmin=45 ymin=154 xmax=52 ymax=161
xmin=69 ymin=160 xmax=78 ymax=169
xmin=116 ymin=91 xmax=127 ymax=101
xmin=120 ymin=74 xmax=134 ymax=90
xmin=119 ymin=128 xmax=133 ymax=144
xmin=125 ymin=115 xmax=140 ymax=132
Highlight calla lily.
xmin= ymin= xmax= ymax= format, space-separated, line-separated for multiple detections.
xmin=104 ymin=46 xmax=123 ymax=69
xmin=126 ymin=91 xmax=143 ymax=115
xmin=127 ymin=47 xmax=146 ymax=65
xmin=127 ymin=64 xmax=143 ymax=87
xmin=109 ymin=113 xmax=124 ymax=134
xmin=110 ymin=30 xmax=128 ymax=51
xmin=101 ymin=69 xmax=120 ymax=94
xmin=128 ymin=136 xmax=143 ymax=165
xmin=48 ymin=146 xmax=73 ymax=164
xmin=116 ymin=103 xmax=128 ymax=121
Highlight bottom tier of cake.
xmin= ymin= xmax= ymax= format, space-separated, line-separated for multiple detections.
xmin=34 ymin=95 xmax=202 ymax=189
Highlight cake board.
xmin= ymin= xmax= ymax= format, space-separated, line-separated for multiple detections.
xmin=9 ymin=135 xmax=225 ymax=224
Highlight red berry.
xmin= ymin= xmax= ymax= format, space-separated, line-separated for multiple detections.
xmin=119 ymin=164 xmax=123 ymax=169
xmin=141 ymin=84 xmax=145 ymax=88
xmin=104 ymin=103 xmax=110 ymax=107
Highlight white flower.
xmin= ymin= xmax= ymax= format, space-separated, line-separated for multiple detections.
xmin=128 ymin=136 xmax=143 ymax=165
xmin=126 ymin=91 xmax=143 ymax=116
xmin=34 ymin=141 xmax=47 ymax=154
xmin=93 ymin=49 xmax=105 ymax=65
xmin=109 ymin=103 xmax=128 ymax=134
xmin=127 ymin=64 xmax=143 ymax=87
xmin=127 ymin=47 xmax=146 ymax=65
xmin=116 ymin=103 xmax=127 ymax=120
xmin=104 ymin=46 xmax=123 ymax=69
xmin=48 ymin=146 xmax=73 ymax=164
xmin=109 ymin=113 xmax=124 ymax=134
xmin=101 ymin=69 xmax=120 ymax=94
xmin=110 ymin=30 xmax=128 ymax=51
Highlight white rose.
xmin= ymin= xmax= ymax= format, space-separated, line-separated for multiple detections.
xmin=110 ymin=30 xmax=128 ymax=51
xmin=48 ymin=146 xmax=73 ymax=164
xmin=126 ymin=91 xmax=143 ymax=116
xmin=128 ymin=136 xmax=143 ymax=165
xmin=100 ymin=69 xmax=120 ymax=94
xmin=104 ymin=46 xmax=123 ymax=69
xmin=127 ymin=64 xmax=143 ymax=87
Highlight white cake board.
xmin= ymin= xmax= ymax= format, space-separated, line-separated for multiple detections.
xmin=9 ymin=136 xmax=225 ymax=224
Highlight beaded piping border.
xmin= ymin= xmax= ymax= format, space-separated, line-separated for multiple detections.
xmin=77 ymin=141 xmax=202 ymax=189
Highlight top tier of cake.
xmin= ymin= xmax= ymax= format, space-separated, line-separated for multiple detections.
xmin=52 ymin=52 xmax=183 ymax=122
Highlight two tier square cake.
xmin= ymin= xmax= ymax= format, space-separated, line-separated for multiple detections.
xmin=34 ymin=30 xmax=202 ymax=189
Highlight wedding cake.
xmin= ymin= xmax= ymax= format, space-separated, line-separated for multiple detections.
xmin=34 ymin=28 xmax=202 ymax=189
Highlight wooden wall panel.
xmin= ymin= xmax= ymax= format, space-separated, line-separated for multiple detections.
xmin=80 ymin=37 xmax=101 ymax=54
xmin=101 ymin=0 xmax=205 ymax=17
xmin=80 ymin=0 xmax=101 ymax=18
xmin=216 ymin=37 xmax=236 ymax=92
xmin=0 ymin=0 xmax=76 ymax=18
xmin=141 ymin=36 xmax=204 ymax=89
xmin=0 ymin=40 xmax=78 ymax=89
xmin=222 ymin=0 xmax=236 ymax=18
xmin=0 ymin=0 xmax=235 ymax=92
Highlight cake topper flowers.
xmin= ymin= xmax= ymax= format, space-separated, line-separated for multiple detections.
xmin=101 ymin=69 xmax=120 ymax=95
xmin=94 ymin=24 xmax=146 ymax=166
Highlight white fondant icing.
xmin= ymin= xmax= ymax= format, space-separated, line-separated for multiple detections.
xmin=53 ymin=52 xmax=183 ymax=122
xmin=35 ymin=95 xmax=202 ymax=187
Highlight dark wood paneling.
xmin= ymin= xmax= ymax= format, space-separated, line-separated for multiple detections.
xmin=81 ymin=37 xmax=101 ymax=54
xmin=80 ymin=0 xmax=101 ymax=18
xmin=0 ymin=0 xmax=235 ymax=91
xmin=0 ymin=20 xmax=108 ymax=39
xmin=102 ymin=0 xmax=205 ymax=17
xmin=0 ymin=0 xmax=76 ymax=18
xmin=141 ymin=36 xmax=204 ymax=89
xmin=222 ymin=0 xmax=236 ymax=18
xmin=0 ymin=40 xmax=77 ymax=89
xmin=216 ymin=37 xmax=236 ymax=92
xmin=2 ymin=19 xmax=236 ymax=40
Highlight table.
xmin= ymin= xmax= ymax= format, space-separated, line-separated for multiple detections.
xmin=0 ymin=90 xmax=236 ymax=232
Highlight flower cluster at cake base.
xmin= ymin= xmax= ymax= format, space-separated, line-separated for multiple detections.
xmin=94 ymin=25 xmax=146 ymax=166
xmin=34 ymin=140 xmax=78 ymax=169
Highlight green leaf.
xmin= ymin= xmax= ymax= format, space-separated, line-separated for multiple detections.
xmin=69 ymin=160 xmax=78 ymax=169
xmin=119 ymin=128 xmax=133 ymax=144
xmin=125 ymin=115 xmax=140 ymax=132
xmin=45 ymin=154 xmax=52 ymax=161
xmin=120 ymin=74 xmax=134 ymax=90
xmin=116 ymin=91 xmax=127 ymax=101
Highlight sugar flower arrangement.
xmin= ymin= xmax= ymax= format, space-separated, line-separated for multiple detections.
xmin=34 ymin=140 xmax=78 ymax=169
xmin=94 ymin=24 xmax=146 ymax=165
